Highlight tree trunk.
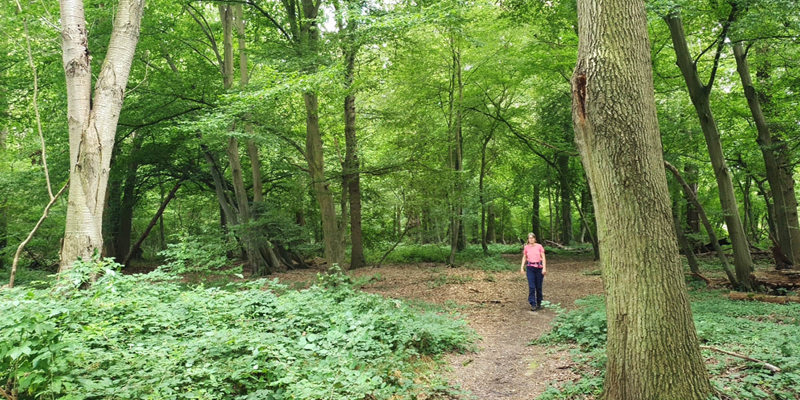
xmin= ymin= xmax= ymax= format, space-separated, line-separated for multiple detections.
xmin=341 ymin=17 xmax=365 ymax=269
xmin=1 ymin=129 xmax=7 ymax=269
xmin=305 ymin=93 xmax=344 ymax=265
xmin=113 ymin=134 xmax=143 ymax=261
xmin=573 ymin=1 xmax=712 ymax=398
xmin=447 ymin=33 xmax=464 ymax=265
xmin=479 ymin=133 xmax=491 ymax=255
xmin=125 ymin=180 xmax=181 ymax=266
xmin=557 ymin=154 xmax=573 ymax=244
xmin=684 ymin=164 xmax=700 ymax=236
xmin=665 ymin=10 xmax=755 ymax=289
xmin=666 ymin=161 xmax=737 ymax=285
xmin=532 ymin=184 xmax=541 ymax=240
xmin=733 ymin=42 xmax=800 ymax=267
xmin=59 ymin=0 xmax=146 ymax=271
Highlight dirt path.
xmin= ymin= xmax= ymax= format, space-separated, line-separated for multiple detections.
xmin=275 ymin=254 xmax=603 ymax=399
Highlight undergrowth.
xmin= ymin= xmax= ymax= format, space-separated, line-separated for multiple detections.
xmin=535 ymin=290 xmax=800 ymax=399
xmin=0 ymin=260 xmax=475 ymax=399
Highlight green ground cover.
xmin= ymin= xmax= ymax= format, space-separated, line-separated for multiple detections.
xmin=1 ymin=263 xmax=475 ymax=399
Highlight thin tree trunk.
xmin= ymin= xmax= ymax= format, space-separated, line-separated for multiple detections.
xmin=557 ymin=154 xmax=573 ymax=244
xmin=666 ymin=162 xmax=737 ymax=285
xmin=573 ymin=1 xmax=712 ymax=398
xmin=479 ymin=134 xmax=491 ymax=255
xmin=59 ymin=0 xmax=146 ymax=271
xmin=532 ymin=184 xmax=541 ymax=239
xmin=684 ymin=164 xmax=700 ymax=235
xmin=665 ymin=10 xmax=755 ymax=289
xmin=114 ymin=134 xmax=143 ymax=261
xmin=448 ymin=33 xmax=465 ymax=264
xmin=733 ymin=41 xmax=800 ymax=266
xmin=305 ymin=92 xmax=344 ymax=265
xmin=672 ymin=194 xmax=704 ymax=283
xmin=9 ymin=182 xmax=69 ymax=288
xmin=125 ymin=180 xmax=181 ymax=266
xmin=339 ymin=6 xmax=365 ymax=269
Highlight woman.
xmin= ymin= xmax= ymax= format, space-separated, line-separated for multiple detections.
xmin=520 ymin=233 xmax=547 ymax=311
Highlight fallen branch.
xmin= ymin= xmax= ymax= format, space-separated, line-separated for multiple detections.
xmin=700 ymin=345 xmax=781 ymax=373
xmin=0 ymin=386 xmax=17 ymax=400
xmin=728 ymin=291 xmax=800 ymax=304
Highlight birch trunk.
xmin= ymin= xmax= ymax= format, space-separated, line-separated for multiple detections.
xmin=59 ymin=0 xmax=145 ymax=271
xmin=572 ymin=0 xmax=712 ymax=398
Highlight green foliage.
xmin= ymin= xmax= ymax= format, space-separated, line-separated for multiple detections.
xmin=535 ymin=290 xmax=800 ymax=399
xmin=0 ymin=268 xmax=474 ymax=399
xmin=157 ymin=230 xmax=241 ymax=282
xmin=537 ymin=296 xmax=607 ymax=350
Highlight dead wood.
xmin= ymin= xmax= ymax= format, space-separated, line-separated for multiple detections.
xmin=728 ymin=291 xmax=800 ymax=304
xmin=700 ymin=345 xmax=781 ymax=373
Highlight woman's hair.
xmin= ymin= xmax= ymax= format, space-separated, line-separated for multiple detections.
xmin=528 ymin=233 xmax=536 ymax=238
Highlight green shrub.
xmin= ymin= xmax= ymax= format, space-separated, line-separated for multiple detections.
xmin=0 ymin=266 xmax=475 ymax=399
xmin=157 ymin=230 xmax=241 ymax=281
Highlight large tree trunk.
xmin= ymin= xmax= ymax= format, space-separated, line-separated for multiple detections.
xmin=664 ymin=10 xmax=755 ymax=289
xmin=59 ymin=0 xmax=145 ymax=271
xmin=733 ymin=42 xmax=800 ymax=267
xmin=572 ymin=1 xmax=712 ymax=398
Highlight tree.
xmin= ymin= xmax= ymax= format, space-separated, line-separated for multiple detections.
xmin=58 ymin=0 xmax=146 ymax=271
xmin=732 ymin=39 xmax=800 ymax=267
xmin=663 ymin=6 xmax=756 ymax=289
xmin=572 ymin=0 xmax=712 ymax=398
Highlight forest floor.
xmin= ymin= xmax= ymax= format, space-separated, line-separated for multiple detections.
xmin=274 ymin=254 xmax=604 ymax=399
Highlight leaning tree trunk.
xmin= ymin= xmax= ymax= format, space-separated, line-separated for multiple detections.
xmin=733 ymin=42 xmax=800 ymax=266
xmin=665 ymin=10 xmax=755 ymax=289
xmin=572 ymin=0 xmax=712 ymax=398
xmin=59 ymin=0 xmax=145 ymax=271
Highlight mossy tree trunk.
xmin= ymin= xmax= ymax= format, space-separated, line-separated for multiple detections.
xmin=572 ymin=0 xmax=712 ymax=398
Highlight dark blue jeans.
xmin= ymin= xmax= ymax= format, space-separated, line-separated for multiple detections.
xmin=526 ymin=266 xmax=544 ymax=307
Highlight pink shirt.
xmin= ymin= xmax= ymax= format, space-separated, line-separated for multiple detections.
xmin=523 ymin=243 xmax=545 ymax=264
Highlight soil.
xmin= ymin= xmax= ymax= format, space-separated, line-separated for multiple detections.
xmin=274 ymin=254 xmax=604 ymax=400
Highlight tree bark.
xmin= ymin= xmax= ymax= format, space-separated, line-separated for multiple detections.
xmin=532 ymin=184 xmax=541 ymax=240
xmin=664 ymin=10 xmax=755 ymax=289
xmin=573 ymin=1 xmax=712 ymax=398
xmin=733 ymin=42 xmax=800 ymax=267
xmin=59 ymin=0 xmax=146 ymax=271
